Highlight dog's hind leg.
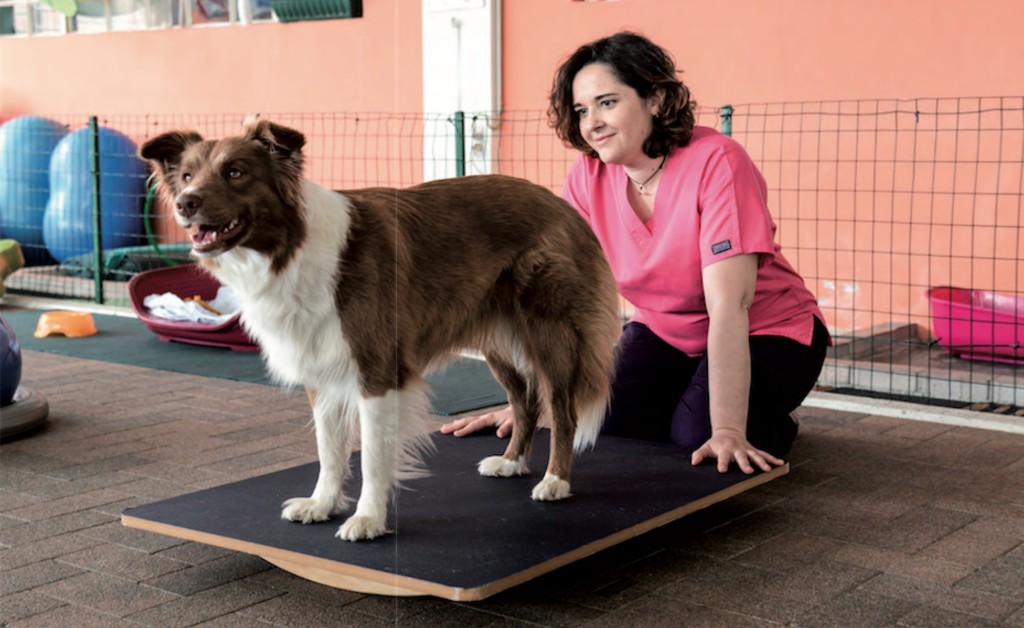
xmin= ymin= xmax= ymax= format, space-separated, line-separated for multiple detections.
xmin=522 ymin=318 xmax=591 ymax=502
xmin=531 ymin=385 xmax=575 ymax=501
xmin=281 ymin=389 xmax=352 ymax=524
xmin=477 ymin=352 xmax=540 ymax=478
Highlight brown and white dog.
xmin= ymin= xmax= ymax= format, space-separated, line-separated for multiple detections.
xmin=140 ymin=118 xmax=620 ymax=541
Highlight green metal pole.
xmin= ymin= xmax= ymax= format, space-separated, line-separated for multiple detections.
xmin=89 ymin=116 xmax=104 ymax=304
xmin=720 ymin=104 xmax=733 ymax=137
xmin=454 ymin=110 xmax=466 ymax=177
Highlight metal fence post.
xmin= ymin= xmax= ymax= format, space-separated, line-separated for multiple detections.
xmin=89 ymin=116 xmax=104 ymax=304
xmin=454 ymin=110 xmax=466 ymax=177
xmin=720 ymin=104 xmax=733 ymax=137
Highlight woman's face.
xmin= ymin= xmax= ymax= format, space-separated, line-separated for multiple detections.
xmin=572 ymin=62 xmax=660 ymax=167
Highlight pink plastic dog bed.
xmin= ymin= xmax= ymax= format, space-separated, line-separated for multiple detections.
xmin=128 ymin=265 xmax=259 ymax=352
xmin=927 ymin=286 xmax=1024 ymax=365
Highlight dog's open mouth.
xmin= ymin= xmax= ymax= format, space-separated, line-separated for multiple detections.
xmin=190 ymin=218 xmax=246 ymax=254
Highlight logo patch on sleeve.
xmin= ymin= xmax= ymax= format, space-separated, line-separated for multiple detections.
xmin=711 ymin=239 xmax=732 ymax=255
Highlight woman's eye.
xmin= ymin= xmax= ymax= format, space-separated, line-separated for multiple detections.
xmin=182 ymin=173 xmax=192 ymax=183
xmin=574 ymin=108 xmax=587 ymax=118
xmin=600 ymin=99 xmax=614 ymax=108
xmin=228 ymin=168 xmax=242 ymax=179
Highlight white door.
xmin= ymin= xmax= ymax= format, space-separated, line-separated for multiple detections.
xmin=422 ymin=0 xmax=500 ymax=180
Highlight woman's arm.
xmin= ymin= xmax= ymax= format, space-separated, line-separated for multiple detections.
xmin=691 ymin=253 xmax=784 ymax=473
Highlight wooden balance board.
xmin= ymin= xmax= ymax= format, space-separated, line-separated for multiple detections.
xmin=122 ymin=430 xmax=787 ymax=601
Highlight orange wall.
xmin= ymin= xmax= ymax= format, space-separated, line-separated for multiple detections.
xmin=4 ymin=1 xmax=1022 ymax=125
xmin=0 ymin=0 xmax=421 ymax=116
xmin=501 ymin=0 xmax=1024 ymax=110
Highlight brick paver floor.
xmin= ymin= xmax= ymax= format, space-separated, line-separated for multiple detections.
xmin=2 ymin=347 xmax=1023 ymax=626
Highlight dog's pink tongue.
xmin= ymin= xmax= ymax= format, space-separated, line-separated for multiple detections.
xmin=192 ymin=227 xmax=217 ymax=247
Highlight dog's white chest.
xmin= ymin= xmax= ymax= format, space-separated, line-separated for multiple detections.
xmin=212 ymin=238 xmax=354 ymax=391
xmin=250 ymin=283 xmax=352 ymax=388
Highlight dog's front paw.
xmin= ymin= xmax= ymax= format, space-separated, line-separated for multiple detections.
xmin=281 ymin=497 xmax=337 ymax=524
xmin=477 ymin=455 xmax=529 ymax=477
xmin=531 ymin=473 xmax=571 ymax=501
xmin=336 ymin=515 xmax=389 ymax=541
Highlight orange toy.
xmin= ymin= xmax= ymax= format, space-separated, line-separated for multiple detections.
xmin=33 ymin=311 xmax=98 ymax=338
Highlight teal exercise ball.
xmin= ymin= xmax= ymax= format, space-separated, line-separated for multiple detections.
xmin=0 ymin=116 xmax=68 ymax=266
xmin=42 ymin=126 xmax=147 ymax=263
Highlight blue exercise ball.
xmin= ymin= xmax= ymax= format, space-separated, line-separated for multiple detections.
xmin=0 ymin=116 xmax=68 ymax=266
xmin=0 ymin=316 xmax=22 ymax=407
xmin=42 ymin=126 xmax=147 ymax=263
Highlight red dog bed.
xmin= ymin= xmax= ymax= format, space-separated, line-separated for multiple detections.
xmin=128 ymin=265 xmax=259 ymax=352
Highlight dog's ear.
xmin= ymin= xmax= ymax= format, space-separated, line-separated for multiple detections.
xmin=242 ymin=116 xmax=306 ymax=155
xmin=139 ymin=130 xmax=204 ymax=172
xmin=139 ymin=131 xmax=203 ymax=202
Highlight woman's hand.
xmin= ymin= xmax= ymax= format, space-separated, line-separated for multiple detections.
xmin=691 ymin=427 xmax=783 ymax=474
xmin=439 ymin=406 xmax=514 ymax=438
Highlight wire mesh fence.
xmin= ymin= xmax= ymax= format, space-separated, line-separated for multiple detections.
xmin=0 ymin=99 xmax=1020 ymax=410
xmin=727 ymin=97 xmax=1023 ymax=411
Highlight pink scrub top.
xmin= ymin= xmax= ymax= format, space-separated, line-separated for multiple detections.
xmin=563 ymin=126 xmax=824 ymax=356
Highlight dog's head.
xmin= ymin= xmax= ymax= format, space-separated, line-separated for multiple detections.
xmin=140 ymin=117 xmax=307 ymax=265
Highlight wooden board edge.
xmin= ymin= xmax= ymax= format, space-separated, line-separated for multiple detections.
xmin=120 ymin=514 xmax=464 ymax=600
xmin=261 ymin=555 xmax=427 ymax=597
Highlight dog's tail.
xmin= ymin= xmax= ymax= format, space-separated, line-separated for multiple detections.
xmin=572 ymin=394 xmax=609 ymax=453
xmin=571 ymin=295 xmax=621 ymax=454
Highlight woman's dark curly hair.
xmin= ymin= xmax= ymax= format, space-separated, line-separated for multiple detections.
xmin=548 ymin=31 xmax=697 ymax=159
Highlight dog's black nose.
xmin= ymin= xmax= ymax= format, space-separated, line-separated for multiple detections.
xmin=175 ymin=191 xmax=203 ymax=218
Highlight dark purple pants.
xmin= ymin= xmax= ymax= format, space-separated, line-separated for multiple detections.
xmin=601 ymin=317 xmax=829 ymax=457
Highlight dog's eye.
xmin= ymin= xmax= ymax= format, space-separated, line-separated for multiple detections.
xmin=182 ymin=172 xmax=192 ymax=183
xmin=228 ymin=168 xmax=243 ymax=179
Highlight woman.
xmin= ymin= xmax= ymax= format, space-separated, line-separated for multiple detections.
xmin=442 ymin=32 xmax=829 ymax=474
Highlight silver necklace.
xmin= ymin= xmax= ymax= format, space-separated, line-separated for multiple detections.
xmin=629 ymin=154 xmax=668 ymax=194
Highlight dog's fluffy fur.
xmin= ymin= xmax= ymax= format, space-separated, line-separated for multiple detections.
xmin=140 ymin=118 xmax=621 ymax=541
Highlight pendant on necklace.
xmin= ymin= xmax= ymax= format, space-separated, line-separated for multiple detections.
xmin=631 ymin=154 xmax=667 ymax=195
